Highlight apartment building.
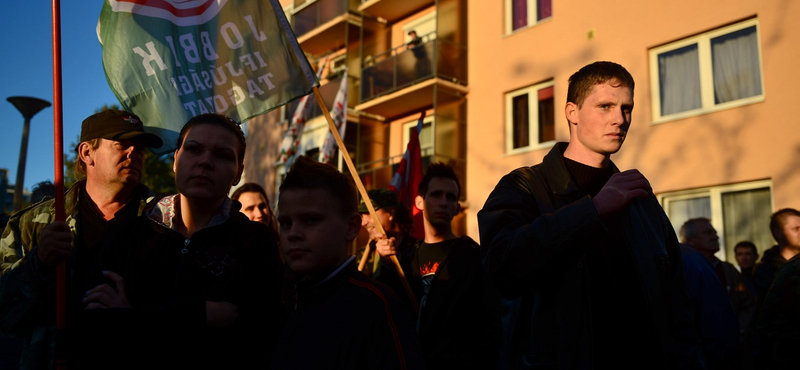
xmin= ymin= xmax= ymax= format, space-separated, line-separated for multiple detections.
xmin=243 ymin=0 xmax=800 ymax=262
xmin=244 ymin=0 xmax=469 ymax=234
xmin=468 ymin=0 xmax=800 ymax=261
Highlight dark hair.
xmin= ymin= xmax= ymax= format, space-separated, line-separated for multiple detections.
xmin=770 ymin=208 xmax=800 ymax=244
xmin=177 ymin=114 xmax=246 ymax=165
xmin=279 ymin=156 xmax=357 ymax=216
xmin=418 ymin=162 xmax=461 ymax=199
xmin=679 ymin=217 xmax=711 ymax=243
xmin=231 ymin=182 xmax=268 ymax=202
xmin=734 ymin=241 xmax=758 ymax=255
xmin=567 ymin=61 xmax=635 ymax=108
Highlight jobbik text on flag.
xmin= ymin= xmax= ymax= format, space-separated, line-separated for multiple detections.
xmin=98 ymin=0 xmax=318 ymax=154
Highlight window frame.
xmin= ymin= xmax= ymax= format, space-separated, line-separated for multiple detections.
xmin=402 ymin=115 xmax=434 ymax=159
xmin=504 ymin=80 xmax=556 ymax=155
xmin=649 ymin=18 xmax=765 ymax=124
xmin=658 ymin=179 xmax=773 ymax=262
xmin=504 ymin=0 xmax=552 ymax=35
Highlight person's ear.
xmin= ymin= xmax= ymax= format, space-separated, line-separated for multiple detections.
xmin=565 ymin=101 xmax=579 ymax=126
xmin=415 ymin=195 xmax=425 ymax=211
xmin=78 ymin=142 xmax=95 ymax=167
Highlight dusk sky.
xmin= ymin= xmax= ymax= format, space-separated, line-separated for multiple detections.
xmin=0 ymin=3 xmax=125 ymax=191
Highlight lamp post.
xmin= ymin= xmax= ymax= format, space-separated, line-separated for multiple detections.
xmin=7 ymin=96 xmax=51 ymax=212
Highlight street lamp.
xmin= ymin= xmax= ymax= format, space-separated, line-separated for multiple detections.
xmin=7 ymin=96 xmax=51 ymax=212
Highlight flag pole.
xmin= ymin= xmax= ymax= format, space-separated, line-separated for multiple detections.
xmin=311 ymin=87 xmax=419 ymax=313
xmin=51 ymin=0 xmax=67 ymax=368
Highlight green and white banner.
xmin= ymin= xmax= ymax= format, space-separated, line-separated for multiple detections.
xmin=98 ymin=0 xmax=318 ymax=153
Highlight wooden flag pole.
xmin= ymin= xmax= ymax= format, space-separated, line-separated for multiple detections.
xmin=357 ymin=241 xmax=372 ymax=272
xmin=311 ymin=87 xmax=419 ymax=313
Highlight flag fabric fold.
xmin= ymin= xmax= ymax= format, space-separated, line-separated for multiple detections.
xmin=388 ymin=112 xmax=425 ymax=240
xmin=319 ymin=70 xmax=348 ymax=164
xmin=98 ymin=0 xmax=318 ymax=154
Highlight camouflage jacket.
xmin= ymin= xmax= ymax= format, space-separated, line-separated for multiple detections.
xmin=0 ymin=180 xmax=152 ymax=369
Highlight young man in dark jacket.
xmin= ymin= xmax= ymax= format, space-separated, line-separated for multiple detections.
xmin=478 ymin=61 xmax=700 ymax=369
xmin=378 ymin=163 xmax=501 ymax=368
xmin=271 ymin=156 xmax=423 ymax=370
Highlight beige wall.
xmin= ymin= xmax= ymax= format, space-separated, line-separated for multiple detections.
xmin=466 ymin=0 xmax=800 ymax=241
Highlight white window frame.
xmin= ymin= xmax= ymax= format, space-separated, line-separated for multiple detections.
xmin=649 ymin=18 xmax=765 ymax=124
xmin=658 ymin=179 xmax=773 ymax=261
xmin=504 ymin=0 xmax=552 ymax=35
xmin=504 ymin=80 xmax=556 ymax=155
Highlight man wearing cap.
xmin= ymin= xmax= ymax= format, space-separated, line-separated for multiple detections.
xmin=359 ymin=188 xmax=416 ymax=287
xmin=0 ymin=109 xmax=162 ymax=369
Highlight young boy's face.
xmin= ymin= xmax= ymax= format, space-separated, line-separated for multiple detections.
xmin=278 ymin=188 xmax=360 ymax=279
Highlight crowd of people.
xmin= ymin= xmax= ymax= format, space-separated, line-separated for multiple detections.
xmin=0 ymin=61 xmax=797 ymax=369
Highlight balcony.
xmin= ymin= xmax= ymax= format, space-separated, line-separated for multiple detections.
xmin=292 ymin=0 xmax=361 ymax=55
xmin=357 ymin=0 xmax=432 ymax=22
xmin=356 ymin=34 xmax=467 ymax=120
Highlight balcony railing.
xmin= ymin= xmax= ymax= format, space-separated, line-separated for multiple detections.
xmin=360 ymin=32 xmax=467 ymax=103
xmin=292 ymin=0 xmax=350 ymax=39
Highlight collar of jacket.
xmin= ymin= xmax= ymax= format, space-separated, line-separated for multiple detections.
xmin=293 ymin=257 xmax=358 ymax=304
xmin=541 ymin=142 xmax=620 ymax=196
xmin=144 ymin=193 xmax=236 ymax=232
xmin=42 ymin=180 xmax=154 ymax=228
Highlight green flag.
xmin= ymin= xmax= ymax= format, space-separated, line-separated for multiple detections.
xmin=98 ymin=0 xmax=318 ymax=154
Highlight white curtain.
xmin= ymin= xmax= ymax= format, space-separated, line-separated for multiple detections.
xmin=712 ymin=26 xmax=762 ymax=104
xmin=659 ymin=45 xmax=702 ymax=115
xmin=667 ymin=196 xmax=711 ymax=239
xmin=722 ymin=188 xmax=773 ymax=260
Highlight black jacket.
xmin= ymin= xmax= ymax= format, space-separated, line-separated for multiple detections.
xmin=270 ymin=258 xmax=424 ymax=370
xmin=410 ymin=237 xmax=501 ymax=369
xmin=81 ymin=195 xmax=282 ymax=369
xmin=478 ymin=143 xmax=701 ymax=369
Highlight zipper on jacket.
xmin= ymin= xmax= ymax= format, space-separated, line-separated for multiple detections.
xmin=181 ymin=239 xmax=190 ymax=254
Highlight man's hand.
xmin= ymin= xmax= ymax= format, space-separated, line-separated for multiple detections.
xmin=37 ymin=222 xmax=73 ymax=268
xmin=206 ymin=301 xmax=238 ymax=328
xmin=592 ymin=169 xmax=653 ymax=217
xmin=374 ymin=237 xmax=397 ymax=257
xmin=84 ymin=271 xmax=131 ymax=309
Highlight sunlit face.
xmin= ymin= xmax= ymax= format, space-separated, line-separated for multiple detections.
xmin=173 ymin=124 xmax=242 ymax=201
xmin=416 ymin=177 xmax=459 ymax=231
xmin=734 ymin=246 xmax=758 ymax=270
xmin=779 ymin=215 xmax=800 ymax=251
xmin=84 ymin=138 xmax=145 ymax=186
xmin=238 ymin=191 xmax=270 ymax=224
xmin=687 ymin=221 xmax=720 ymax=256
xmin=565 ymin=81 xmax=633 ymax=165
xmin=361 ymin=208 xmax=393 ymax=240
xmin=278 ymin=188 xmax=360 ymax=278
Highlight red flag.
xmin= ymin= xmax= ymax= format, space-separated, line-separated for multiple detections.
xmin=388 ymin=112 xmax=425 ymax=240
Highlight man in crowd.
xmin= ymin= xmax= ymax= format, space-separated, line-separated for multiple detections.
xmin=478 ymin=61 xmax=700 ymax=369
xmin=734 ymin=240 xmax=759 ymax=296
xmin=271 ymin=156 xmax=422 ymax=369
xmin=376 ymin=163 xmax=500 ymax=368
xmin=0 ymin=109 xmax=162 ymax=368
xmin=681 ymin=218 xmax=754 ymax=343
xmin=754 ymin=208 xmax=800 ymax=304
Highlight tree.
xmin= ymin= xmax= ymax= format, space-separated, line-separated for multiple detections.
xmin=64 ymin=105 xmax=177 ymax=194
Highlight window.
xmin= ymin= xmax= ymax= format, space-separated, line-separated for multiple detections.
xmin=505 ymin=81 xmax=555 ymax=154
xmin=650 ymin=18 xmax=764 ymax=122
xmin=659 ymin=180 xmax=773 ymax=263
xmin=506 ymin=0 xmax=552 ymax=34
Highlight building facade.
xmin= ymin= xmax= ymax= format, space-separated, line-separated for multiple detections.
xmin=244 ymin=0 xmax=800 ymax=262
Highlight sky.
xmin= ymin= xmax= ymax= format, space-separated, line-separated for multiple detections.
xmin=0 ymin=3 xmax=120 ymax=191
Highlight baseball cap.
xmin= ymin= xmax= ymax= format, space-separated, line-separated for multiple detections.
xmin=75 ymin=109 xmax=163 ymax=151
xmin=358 ymin=188 xmax=400 ymax=213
